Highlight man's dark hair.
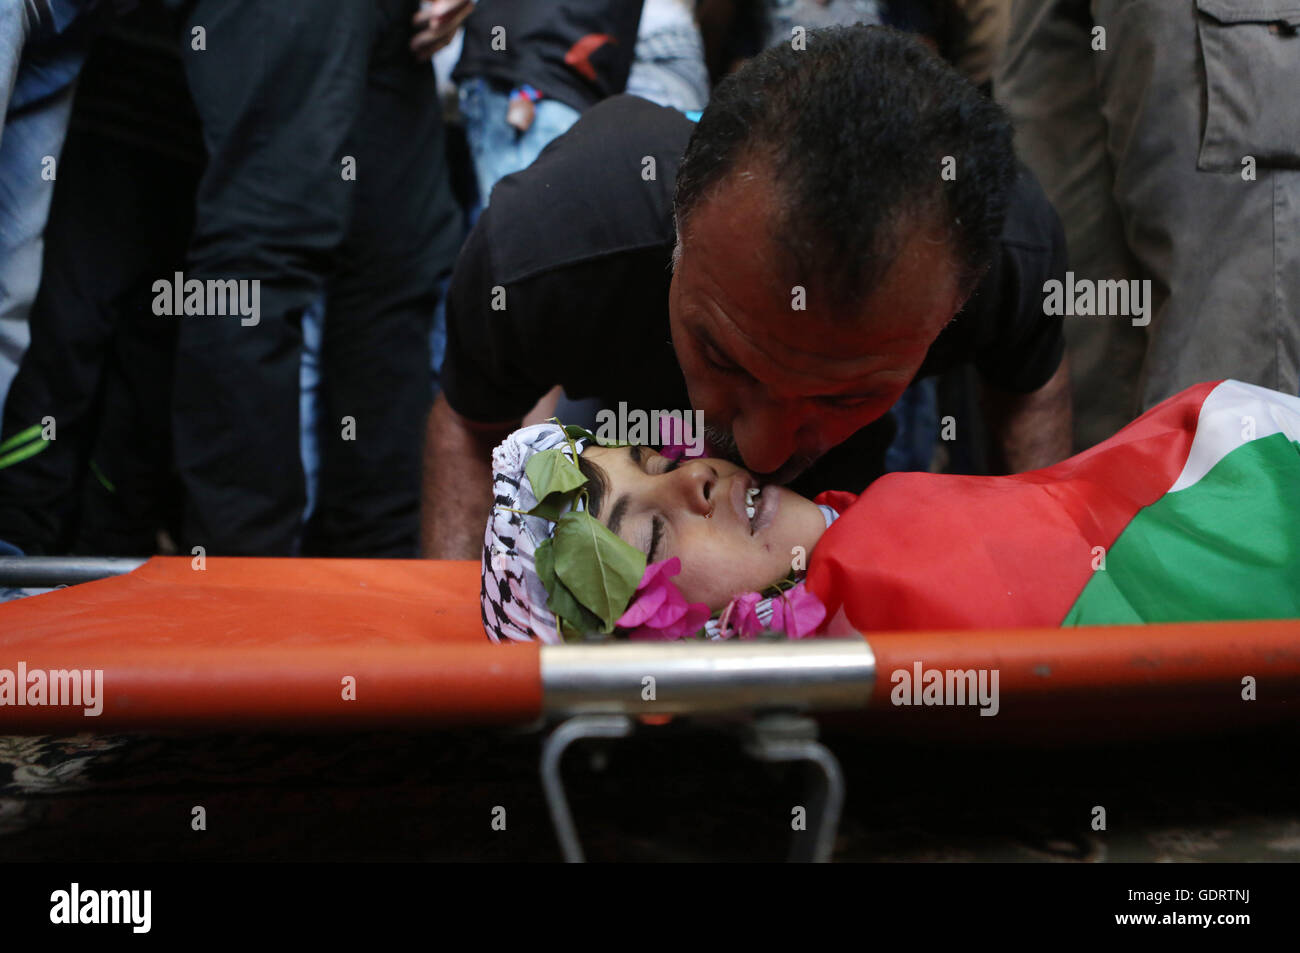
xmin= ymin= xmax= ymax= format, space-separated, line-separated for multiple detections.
xmin=673 ymin=25 xmax=1015 ymax=312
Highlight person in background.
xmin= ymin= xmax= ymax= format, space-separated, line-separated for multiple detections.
xmin=0 ymin=2 xmax=195 ymax=564
xmin=0 ymin=0 xmax=100 ymax=418
xmin=625 ymin=0 xmax=712 ymax=115
xmin=761 ymin=0 xmax=884 ymax=46
xmin=996 ymin=1 xmax=1300 ymax=452
xmin=451 ymin=0 xmax=645 ymax=206
xmin=948 ymin=0 xmax=1008 ymax=93
xmin=170 ymin=0 xmax=463 ymax=558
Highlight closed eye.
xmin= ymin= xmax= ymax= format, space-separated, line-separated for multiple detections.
xmin=625 ymin=446 xmax=676 ymax=561
xmin=704 ymin=351 xmax=737 ymax=374
xmin=703 ymin=344 xmax=744 ymax=376
xmin=695 ymin=325 xmax=750 ymax=379
xmin=648 ymin=516 xmax=665 ymax=562
xmin=629 ymin=444 xmax=683 ymax=474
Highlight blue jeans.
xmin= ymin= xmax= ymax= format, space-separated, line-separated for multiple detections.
xmin=0 ymin=0 xmax=94 ymax=415
xmin=457 ymin=76 xmax=581 ymax=207
xmin=298 ymin=274 xmax=450 ymax=530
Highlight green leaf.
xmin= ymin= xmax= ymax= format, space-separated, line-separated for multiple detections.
xmin=558 ymin=617 xmax=589 ymax=644
xmin=534 ymin=537 xmax=603 ymax=638
xmin=551 ymin=575 xmax=603 ymax=640
xmin=562 ymin=424 xmax=599 ymax=445
xmin=525 ymin=492 xmax=575 ymax=523
xmin=524 ymin=447 xmax=586 ymax=521
xmin=534 ymin=536 xmax=555 ymax=584
xmin=553 ymin=510 xmax=646 ymax=632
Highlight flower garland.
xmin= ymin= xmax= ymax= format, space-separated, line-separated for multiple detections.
xmin=615 ymin=557 xmax=826 ymax=641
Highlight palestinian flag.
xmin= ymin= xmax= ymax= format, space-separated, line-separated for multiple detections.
xmin=806 ymin=380 xmax=1300 ymax=632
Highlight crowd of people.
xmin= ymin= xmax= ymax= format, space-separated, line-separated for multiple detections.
xmin=0 ymin=0 xmax=1294 ymax=584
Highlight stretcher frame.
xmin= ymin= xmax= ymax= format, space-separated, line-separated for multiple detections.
xmin=2 ymin=556 xmax=1297 ymax=862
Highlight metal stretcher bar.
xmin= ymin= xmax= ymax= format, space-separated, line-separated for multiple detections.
xmin=0 ymin=556 xmax=146 ymax=587
xmin=542 ymin=640 xmax=875 ymax=715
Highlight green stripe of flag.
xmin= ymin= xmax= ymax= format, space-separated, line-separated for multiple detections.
xmin=1064 ymin=434 xmax=1300 ymax=624
xmin=0 ymin=434 xmax=50 ymax=470
xmin=89 ymin=459 xmax=116 ymax=493
xmin=0 ymin=424 xmax=42 ymax=455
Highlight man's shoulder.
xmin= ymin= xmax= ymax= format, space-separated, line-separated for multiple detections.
xmin=557 ymin=94 xmax=697 ymax=150
xmin=917 ymin=160 xmax=1066 ymax=387
xmin=485 ymin=96 xmax=695 ymax=284
xmin=998 ymin=161 xmax=1062 ymax=254
xmin=958 ymin=160 xmax=1065 ymax=323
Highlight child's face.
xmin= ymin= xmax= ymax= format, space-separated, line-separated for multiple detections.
xmin=581 ymin=445 xmax=829 ymax=610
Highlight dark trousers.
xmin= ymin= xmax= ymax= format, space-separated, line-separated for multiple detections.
xmin=0 ymin=9 xmax=201 ymax=557
xmin=174 ymin=0 xmax=462 ymax=557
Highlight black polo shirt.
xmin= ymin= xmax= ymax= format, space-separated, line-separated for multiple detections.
xmin=442 ymin=95 xmax=1066 ymax=494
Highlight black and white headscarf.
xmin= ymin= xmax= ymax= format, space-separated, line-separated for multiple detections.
xmin=481 ymin=423 xmax=591 ymax=644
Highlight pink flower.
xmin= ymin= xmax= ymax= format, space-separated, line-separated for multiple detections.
xmin=658 ymin=416 xmax=709 ymax=462
xmin=642 ymin=588 xmax=691 ymax=628
xmin=627 ymin=602 xmax=711 ymax=641
xmin=616 ymin=558 xmax=682 ymax=625
xmin=768 ymin=583 xmax=827 ymax=639
xmin=638 ymin=557 xmax=682 ymax=591
xmin=719 ymin=591 xmax=764 ymax=640
xmin=615 ymin=557 xmax=681 ymax=627
xmin=618 ymin=557 xmax=711 ymax=640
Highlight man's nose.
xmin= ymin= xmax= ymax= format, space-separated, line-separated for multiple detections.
xmin=732 ymin=401 xmax=804 ymax=476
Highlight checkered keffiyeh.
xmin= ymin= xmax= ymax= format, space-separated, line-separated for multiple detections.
xmin=481 ymin=423 xmax=591 ymax=645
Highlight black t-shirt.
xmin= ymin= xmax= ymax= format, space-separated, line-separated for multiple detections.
xmin=452 ymin=0 xmax=645 ymax=113
xmin=442 ymin=95 xmax=1067 ymax=494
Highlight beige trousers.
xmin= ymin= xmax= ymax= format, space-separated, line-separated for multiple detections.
xmin=997 ymin=0 xmax=1300 ymax=450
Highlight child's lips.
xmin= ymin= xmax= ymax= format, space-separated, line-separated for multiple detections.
xmin=729 ymin=472 xmax=778 ymax=535
xmin=752 ymin=482 xmax=778 ymax=534
xmin=729 ymin=472 xmax=752 ymax=529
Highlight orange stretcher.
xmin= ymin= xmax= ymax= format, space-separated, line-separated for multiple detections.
xmin=2 ymin=557 xmax=1297 ymax=860
xmin=0 ymin=557 xmax=536 ymax=731
xmin=1 ymin=555 xmax=1296 ymax=734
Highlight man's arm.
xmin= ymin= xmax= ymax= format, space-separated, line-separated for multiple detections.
xmin=420 ymin=393 xmax=519 ymax=559
xmin=980 ymin=354 xmax=1072 ymax=474
xmin=971 ymin=162 xmax=1074 ymax=473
